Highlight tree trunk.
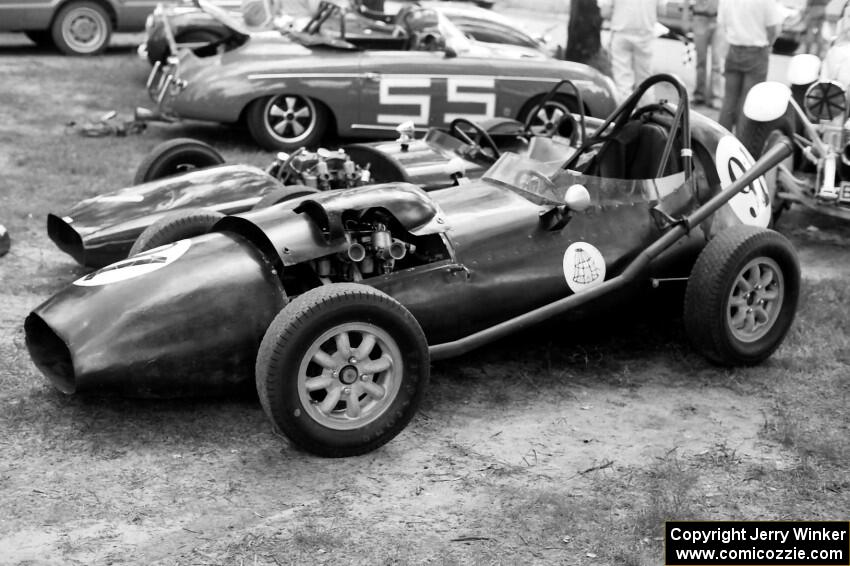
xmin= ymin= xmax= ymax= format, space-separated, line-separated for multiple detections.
xmin=565 ymin=0 xmax=612 ymax=76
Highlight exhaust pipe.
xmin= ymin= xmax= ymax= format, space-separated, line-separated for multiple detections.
xmin=134 ymin=106 xmax=174 ymax=123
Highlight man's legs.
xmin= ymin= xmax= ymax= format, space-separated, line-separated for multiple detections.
xmin=609 ymin=32 xmax=635 ymax=97
xmin=692 ymin=15 xmax=710 ymax=102
xmin=735 ymin=48 xmax=769 ymax=132
xmin=719 ymin=47 xmax=743 ymax=131
xmin=709 ymin=20 xmax=726 ymax=105
xmin=632 ymin=31 xmax=654 ymax=89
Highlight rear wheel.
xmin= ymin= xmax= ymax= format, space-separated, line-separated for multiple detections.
xmin=684 ymin=226 xmax=800 ymax=366
xmin=51 ymin=1 xmax=112 ymax=55
xmin=133 ymin=138 xmax=225 ymax=184
xmin=246 ymin=94 xmax=328 ymax=151
xmin=128 ymin=208 xmax=225 ymax=256
xmin=256 ymin=284 xmax=429 ymax=457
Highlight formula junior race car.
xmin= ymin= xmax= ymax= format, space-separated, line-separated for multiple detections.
xmin=740 ymin=52 xmax=850 ymax=222
xmin=137 ymin=0 xmax=618 ymax=150
xmin=27 ymin=75 xmax=800 ymax=457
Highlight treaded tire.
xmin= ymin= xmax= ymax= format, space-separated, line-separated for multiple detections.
xmin=251 ymin=185 xmax=319 ymax=210
xmin=684 ymin=226 xmax=800 ymax=366
xmin=128 ymin=208 xmax=225 ymax=256
xmin=256 ymin=283 xmax=429 ymax=457
xmin=51 ymin=1 xmax=112 ymax=55
xmin=245 ymin=95 xmax=328 ymax=151
xmin=133 ymin=138 xmax=225 ymax=185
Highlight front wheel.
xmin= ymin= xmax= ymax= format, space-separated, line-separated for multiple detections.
xmin=246 ymin=94 xmax=328 ymax=151
xmin=133 ymin=138 xmax=225 ymax=185
xmin=51 ymin=1 xmax=112 ymax=55
xmin=684 ymin=226 xmax=800 ymax=366
xmin=128 ymin=208 xmax=225 ymax=256
xmin=256 ymin=284 xmax=429 ymax=457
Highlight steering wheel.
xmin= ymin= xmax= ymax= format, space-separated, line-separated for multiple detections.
xmin=515 ymin=169 xmax=556 ymax=196
xmin=449 ymin=118 xmax=502 ymax=161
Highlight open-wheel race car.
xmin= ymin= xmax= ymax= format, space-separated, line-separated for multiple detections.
xmin=740 ymin=53 xmax=850 ymax=222
xmin=27 ymin=75 xmax=800 ymax=457
xmin=48 ymin=80 xmax=589 ymax=268
xmin=136 ymin=0 xmax=618 ymax=151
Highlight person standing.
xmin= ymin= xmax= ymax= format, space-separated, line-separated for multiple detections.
xmin=686 ymin=0 xmax=726 ymax=107
xmin=566 ymin=0 xmax=613 ymax=77
xmin=802 ymin=0 xmax=829 ymax=56
xmin=599 ymin=0 xmax=659 ymax=97
xmin=717 ymin=0 xmax=784 ymax=132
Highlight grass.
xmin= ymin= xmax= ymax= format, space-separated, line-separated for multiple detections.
xmin=0 ymin=30 xmax=849 ymax=566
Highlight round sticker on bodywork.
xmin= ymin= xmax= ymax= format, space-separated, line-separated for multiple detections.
xmin=74 ymin=240 xmax=191 ymax=287
xmin=563 ymin=242 xmax=606 ymax=293
xmin=715 ymin=135 xmax=771 ymax=227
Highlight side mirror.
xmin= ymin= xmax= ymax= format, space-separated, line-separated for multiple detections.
xmin=564 ymin=184 xmax=591 ymax=211
xmin=743 ymin=82 xmax=792 ymax=122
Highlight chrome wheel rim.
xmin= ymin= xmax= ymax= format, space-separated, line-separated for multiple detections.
xmin=264 ymin=95 xmax=316 ymax=143
xmin=727 ymin=257 xmax=784 ymax=343
xmin=61 ymin=7 xmax=107 ymax=53
xmin=528 ymin=101 xmax=569 ymax=136
xmin=297 ymin=322 xmax=402 ymax=431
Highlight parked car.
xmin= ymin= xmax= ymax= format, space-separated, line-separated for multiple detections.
xmin=27 ymin=75 xmax=799 ymax=457
xmin=137 ymin=0 xmax=618 ymax=151
xmin=142 ymin=0 xmax=550 ymax=64
xmin=740 ymin=52 xmax=850 ymax=223
xmin=657 ymin=0 xmax=806 ymax=49
xmin=0 ymin=0 xmax=159 ymax=54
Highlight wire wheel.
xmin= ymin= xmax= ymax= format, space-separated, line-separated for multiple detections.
xmin=726 ymin=257 xmax=784 ymax=343
xmin=526 ymin=100 xmax=570 ymax=136
xmin=265 ymin=94 xmax=318 ymax=144
xmin=297 ymin=322 xmax=402 ymax=431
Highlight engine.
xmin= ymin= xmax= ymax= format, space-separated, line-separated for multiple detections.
xmin=267 ymin=147 xmax=371 ymax=191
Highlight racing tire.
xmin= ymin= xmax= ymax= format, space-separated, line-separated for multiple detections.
xmin=519 ymin=94 xmax=578 ymax=138
xmin=256 ymin=283 xmax=429 ymax=457
xmin=683 ymin=226 xmax=800 ymax=366
xmin=51 ymin=1 xmax=112 ymax=55
xmin=128 ymin=208 xmax=225 ymax=256
xmin=246 ymin=94 xmax=328 ymax=151
xmin=251 ymin=185 xmax=320 ymax=210
xmin=133 ymin=138 xmax=225 ymax=185
xmin=25 ymin=30 xmax=56 ymax=48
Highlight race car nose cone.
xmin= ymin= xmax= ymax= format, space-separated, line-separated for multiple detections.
xmin=339 ymin=365 xmax=359 ymax=385
xmin=0 ymin=224 xmax=10 ymax=257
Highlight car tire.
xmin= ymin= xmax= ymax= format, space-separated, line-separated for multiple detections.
xmin=51 ymin=1 xmax=112 ymax=55
xmin=683 ymin=225 xmax=800 ymax=366
xmin=133 ymin=138 xmax=225 ymax=185
xmin=256 ymin=283 xmax=429 ymax=457
xmin=251 ymin=185 xmax=320 ymax=210
xmin=519 ymin=94 xmax=577 ymax=137
xmin=128 ymin=208 xmax=225 ymax=256
xmin=246 ymin=94 xmax=328 ymax=151
xmin=25 ymin=30 xmax=56 ymax=48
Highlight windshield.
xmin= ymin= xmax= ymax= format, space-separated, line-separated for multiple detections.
xmin=482 ymin=152 xmax=686 ymax=206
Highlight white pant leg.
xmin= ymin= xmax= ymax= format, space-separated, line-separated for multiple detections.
xmin=609 ymin=31 xmax=635 ymax=98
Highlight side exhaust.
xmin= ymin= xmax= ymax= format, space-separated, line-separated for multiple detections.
xmin=134 ymin=106 xmax=175 ymax=123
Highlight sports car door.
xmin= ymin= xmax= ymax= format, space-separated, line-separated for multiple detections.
xmin=354 ymin=50 xmax=499 ymax=134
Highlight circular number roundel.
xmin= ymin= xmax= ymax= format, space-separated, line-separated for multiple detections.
xmin=715 ymin=136 xmax=771 ymax=228
xmin=563 ymin=242 xmax=606 ymax=294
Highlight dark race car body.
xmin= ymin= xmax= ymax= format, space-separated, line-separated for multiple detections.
xmin=28 ymin=76 xmax=800 ymax=458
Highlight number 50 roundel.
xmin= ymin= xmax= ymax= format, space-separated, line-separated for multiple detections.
xmin=715 ymin=135 xmax=771 ymax=228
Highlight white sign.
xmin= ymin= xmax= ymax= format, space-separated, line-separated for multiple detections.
xmin=715 ymin=135 xmax=771 ymax=228
xmin=563 ymin=242 xmax=606 ymax=294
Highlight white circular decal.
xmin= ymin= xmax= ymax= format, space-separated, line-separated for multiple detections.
xmin=563 ymin=242 xmax=606 ymax=294
xmin=73 ymin=240 xmax=191 ymax=287
xmin=715 ymin=135 xmax=771 ymax=227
